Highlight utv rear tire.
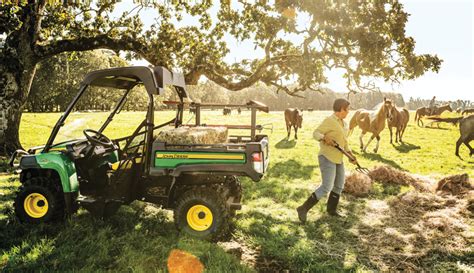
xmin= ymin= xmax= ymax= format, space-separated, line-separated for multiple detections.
xmin=14 ymin=177 xmax=65 ymax=223
xmin=174 ymin=188 xmax=229 ymax=241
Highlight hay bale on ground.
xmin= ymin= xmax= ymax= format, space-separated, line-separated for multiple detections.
xmin=344 ymin=172 xmax=372 ymax=196
xmin=368 ymin=165 xmax=432 ymax=192
xmin=436 ymin=173 xmax=472 ymax=195
xmin=465 ymin=191 xmax=474 ymax=214
xmin=390 ymin=191 xmax=454 ymax=211
xmin=155 ymin=126 xmax=228 ymax=145
xmin=368 ymin=165 xmax=411 ymax=185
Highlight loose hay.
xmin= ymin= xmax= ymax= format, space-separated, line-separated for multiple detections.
xmin=155 ymin=126 xmax=228 ymax=145
xmin=436 ymin=173 xmax=472 ymax=195
xmin=344 ymin=172 xmax=372 ymax=196
xmin=368 ymin=165 xmax=432 ymax=192
xmin=359 ymin=190 xmax=473 ymax=271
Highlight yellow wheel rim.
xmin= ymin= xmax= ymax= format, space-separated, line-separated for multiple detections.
xmin=186 ymin=205 xmax=213 ymax=231
xmin=24 ymin=193 xmax=49 ymax=218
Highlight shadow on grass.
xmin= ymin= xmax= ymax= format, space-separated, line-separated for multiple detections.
xmin=392 ymin=141 xmax=421 ymax=153
xmin=354 ymin=152 xmax=406 ymax=171
xmin=238 ymin=196 xmax=369 ymax=272
xmin=423 ymin=124 xmax=450 ymax=130
xmin=0 ymin=157 xmax=14 ymax=173
xmin=275 ymin=137 xmax=296 ymax=149
xmin=266 ymin=159 xmax=316 ymax=180
xmin=0 ymin=203 xmax=249 ymax=272
xmin=242 ymin=177 xmax=311 ymax=203
xmin=0 ymin=184 xmax=18 ymax=192
xmin=0 ymin=192 xmax=16 ymax=204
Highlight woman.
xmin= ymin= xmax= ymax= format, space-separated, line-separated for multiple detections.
xmin=296 ymin=98 xmax=358 ymax=223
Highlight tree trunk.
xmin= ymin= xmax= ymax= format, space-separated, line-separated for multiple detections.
xmin=0 ymin=62 xmax=37 ymax=155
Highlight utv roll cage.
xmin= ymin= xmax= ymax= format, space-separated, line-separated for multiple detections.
xmin=162 ymin=100 xmax=269 ymax=142
xmin=43 ymin=66 xmax=189 ymax=153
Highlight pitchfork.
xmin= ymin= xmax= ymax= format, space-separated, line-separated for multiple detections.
xmin=333 ymin=143 xmax=370 ymax=175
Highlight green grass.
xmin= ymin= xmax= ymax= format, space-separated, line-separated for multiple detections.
xmin=1 ymin=110 xmax=472 ymax=272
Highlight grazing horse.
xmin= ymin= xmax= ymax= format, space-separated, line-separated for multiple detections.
xmin=223 ymin=107 xmax=231 ymax=115
xmin=414 ymin=104 xmax=452 ymax=127
xmin=388 ymin=106 xmax=409 ymax=144
xmin=462 ymin=108 xmax=474 ymax=115
xmin=284 ymin=108 xmax=303 ymax=139
xmin=455 ymin=115 xmax=474 ymax=159
xmin=349 ymin=98 xmax=393 ymax=153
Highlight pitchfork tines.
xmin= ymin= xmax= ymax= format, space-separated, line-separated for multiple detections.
xmin=333 ymin=143 xmax=370 ymax=175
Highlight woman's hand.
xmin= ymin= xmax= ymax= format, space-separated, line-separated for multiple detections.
xmin=348 ymin=152 xmax=358 ymax=165
xmin=322 ymin=135 xmax=336 ymax=146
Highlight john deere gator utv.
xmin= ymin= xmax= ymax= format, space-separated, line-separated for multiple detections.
xmin=9 ymin=66 xmax=270 ymax=240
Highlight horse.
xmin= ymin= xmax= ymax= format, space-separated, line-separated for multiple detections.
xmin=284 ymin=108 xmax=303 ymax=139
xmin=455 ymin=115 xmax=474 ymax=159
xmin=223 ymin=107 xmax=231 ymax=115
xmin=414 ymin=104 xmax=452 ymax=127
xmin=462 ymin=108 xmax=474 ymax=115
xmin=349 ymin=98 xmax=393 ymax=153
xmin=387 ymin=106 xmax=409 ymax=144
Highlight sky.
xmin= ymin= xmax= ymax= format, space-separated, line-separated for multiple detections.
xmin=326 ymin=0 xmax=474 ymax=101
xmin=116 ymin=0 xmax=474 ymax=101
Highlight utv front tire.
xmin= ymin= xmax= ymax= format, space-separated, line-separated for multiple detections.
xmin=14 ymin=177 xmax=65 ymax=223
xmin=174 ymin=188 xmax=229 ymax=241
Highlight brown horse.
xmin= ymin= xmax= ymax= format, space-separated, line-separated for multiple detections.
xmin=455 ymin=115 xmax=474 ymax=159
xmin=388 ymin=106 xmax=409 ymax=144
xmin=414 ymin=104 xmax=452 ymax=127
xmin=349 ymin=98 xmax=393 ymax=153
xmin=284 ymin=108 xmax=303 ymax=139
xmin=462 ymin=108 xmax=474 ymax=115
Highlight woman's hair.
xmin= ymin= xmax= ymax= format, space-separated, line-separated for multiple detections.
xmin=333 ymin=98 xmax=350 ymax=112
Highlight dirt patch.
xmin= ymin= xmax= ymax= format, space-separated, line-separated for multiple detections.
xmin=218 ymin=239 xmax=287 ymax=272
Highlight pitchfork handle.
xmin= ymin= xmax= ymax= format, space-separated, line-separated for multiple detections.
xmin=333 ymin=143 xmax=361 ymax=166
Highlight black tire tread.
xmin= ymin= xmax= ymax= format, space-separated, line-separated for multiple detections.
xmin=173 ymin=187 xmax=230 ymax=241
xmin=14 ymin=176 xmax=65 ymax=223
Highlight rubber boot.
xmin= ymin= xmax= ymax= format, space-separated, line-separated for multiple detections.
xmin=327 ymin=191 xmax=343 ymax=217
xmin=296 ymin=193 xmax=319 ymax=224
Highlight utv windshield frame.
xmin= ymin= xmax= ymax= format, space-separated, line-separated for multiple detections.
xmin=43 ymin=66 xmax=188 ymax=153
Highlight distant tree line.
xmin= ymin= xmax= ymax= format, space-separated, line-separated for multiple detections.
xmin=184 ymin=81 xmax=406 ymax=111
xmin=30 ymin=50 xmax=472 ymax=113
xmin=406 ymin=97 xmax=473 ymax=111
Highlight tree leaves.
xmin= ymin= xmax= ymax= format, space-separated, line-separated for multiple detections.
xmin=1 ymin=0 xmax=442 ymax=96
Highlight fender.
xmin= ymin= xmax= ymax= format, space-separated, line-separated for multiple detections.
xmin=20 ymin=152 xmax=78 ymax=193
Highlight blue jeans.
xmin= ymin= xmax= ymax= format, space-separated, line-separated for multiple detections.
xmin=314 ymin=155 xmax=345 ymax=199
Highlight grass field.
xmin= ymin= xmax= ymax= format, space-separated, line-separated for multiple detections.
xmin=1 ymin=110 xmax=473 ymax=272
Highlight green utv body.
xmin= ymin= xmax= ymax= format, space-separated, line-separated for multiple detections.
xmin=10 ymin=66 xmax=270 ymax=240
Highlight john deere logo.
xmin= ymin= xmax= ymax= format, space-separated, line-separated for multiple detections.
xmin=160 ymin=154 xmax=188 ymax=159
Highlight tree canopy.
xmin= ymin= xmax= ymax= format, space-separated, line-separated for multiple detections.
xmin=1 ymin=0 xmax=441 ymax=93
xmin=0 ymin=0 xmax=442 ymax=153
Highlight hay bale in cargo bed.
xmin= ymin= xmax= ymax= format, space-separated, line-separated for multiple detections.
xmin=154 ymin=126 xmax=228 ymax=145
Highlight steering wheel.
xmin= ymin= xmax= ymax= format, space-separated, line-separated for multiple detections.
xmin=83 ymin=129 xmax=114 ymax=147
